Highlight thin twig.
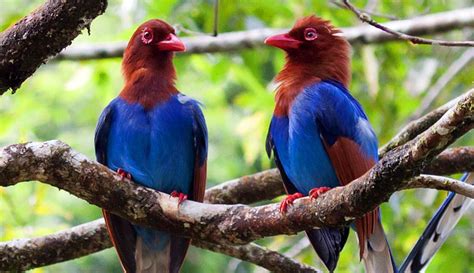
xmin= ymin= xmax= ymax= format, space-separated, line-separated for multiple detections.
xmin=342 ymin=0 xmax=474 ymax=47
xmin=213 ymin=0 xmax=219 ymax=36
xmin=330 ymin=0 xmax=399 ymax=20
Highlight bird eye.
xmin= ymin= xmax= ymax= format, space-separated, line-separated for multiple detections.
xmin=141 ymin=28 xmax=154 ymax=44
xmin=304 ymin=28 xmax=317 ymax=41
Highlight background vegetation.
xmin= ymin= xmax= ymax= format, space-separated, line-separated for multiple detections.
xmin=0 ymin=0 xmax=472 ymax=272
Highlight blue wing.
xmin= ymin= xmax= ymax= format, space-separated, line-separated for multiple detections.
xmin=95 ymin=100 xmax=137 ymax=273
xmin=400 ymin=173 xmax=473 ymax=273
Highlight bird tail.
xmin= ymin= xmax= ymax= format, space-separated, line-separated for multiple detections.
xmin=399 ymin=173 xmax=473 ymax=273
xmin=306 ymin=227 xmax=349 ymax=272
xmin=134 ymin=231 xmax=190 ymax=273
xmin=361 ymin=219 xmax=398 ymax=273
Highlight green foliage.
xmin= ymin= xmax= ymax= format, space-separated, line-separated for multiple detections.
xmin=0 ymin=0 xmax=472 ymax=272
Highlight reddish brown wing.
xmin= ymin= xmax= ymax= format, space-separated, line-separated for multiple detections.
xmin=102 ymin=210 xmax=137 ymax=273
xmin=192 ymin=159 xmax=207 ymax=202
xmin=324 ymin=137 xmax=379 ymax=258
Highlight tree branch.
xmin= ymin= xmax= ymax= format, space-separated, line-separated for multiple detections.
xmin=406 ymin=175 xmax=474 ymax=198
xmin=0 ymin=0 xmax=108 ymax=94
xmin=422 ymin=147 xmax=474 ymax=175
xmin=342 ymin=0 xmax=474 ymax=47
xmin=55 ymin=8 xmax=474 ymax=61
xmin=0 ymin=219 xmax=109 ymax=271
xmin=0 ymin=91 xmax=471 ymax=247
xmin=0 ymin=220 xmax=319 ymax=273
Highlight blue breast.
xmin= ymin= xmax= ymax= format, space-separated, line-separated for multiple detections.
xmin=106 ymin=96 xmax=195 ymax=195
xmin=271 ymin=105 xmax=340 ymax=194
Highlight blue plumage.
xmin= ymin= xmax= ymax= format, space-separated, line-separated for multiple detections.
xmin=268 ymin=80 xmax=377 ymax=193
xmin=265 ymin=16 xmax=396 ymax=272
xmin=97 ymin=95 xmax=206 ymax=249
xmin=106 ymin=96 xmax=197 ymax=193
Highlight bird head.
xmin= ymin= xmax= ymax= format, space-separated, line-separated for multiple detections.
xmin=122 ymin=19 xmax=185 ymax=80
xmin=265 ymin=15 xmax=351 ymax=87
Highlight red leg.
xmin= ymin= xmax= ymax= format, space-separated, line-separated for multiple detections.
xmin=170 ymin=191 xmax=188 ymax=205
xmin=309 ymin=187 xmax=331 ymax=199
xmin=280 ymin=192 xmax=304 ymax=213
xmin=116 ymin=168 xmax=132 ymax=180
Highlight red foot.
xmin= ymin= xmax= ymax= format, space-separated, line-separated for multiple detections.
xmin=170 ymin=191 xmax=188 ymax=205
xmin=116 ymin=168 xmax=132 ymax=180
xmin=309 ymin=187 xmax=331 ymax=199
xmin=280 ymin=192 xmax=304 ymax=213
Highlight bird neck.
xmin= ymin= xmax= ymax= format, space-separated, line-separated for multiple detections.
xmin=274 ymin=47 xmax=351 ymax=116
xmin=120 ymin=52 xmax=178 ymax=109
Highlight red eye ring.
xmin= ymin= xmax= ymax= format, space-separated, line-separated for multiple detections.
xmin=141 ymin=28 xmax=154 ymax=44
xmin=304 ymin=28 xmax=317 ymax=41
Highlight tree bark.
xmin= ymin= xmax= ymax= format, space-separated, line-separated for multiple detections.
xmin=0 ymin=0 xmax=107 ymax=94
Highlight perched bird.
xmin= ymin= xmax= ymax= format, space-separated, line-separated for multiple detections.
xmin=400 ymin=173 xmax=473 ymax=273
xmin=95 ymin=19 xmax=208 ymax=273
xmin=264 ymin=16 xmax=396 ymax=272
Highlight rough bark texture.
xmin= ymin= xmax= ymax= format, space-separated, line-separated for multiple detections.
xmin=0 ymin=220 xmax=319 ymax=273
xmin=0 ymin=0 xmax=107 ymax=94
xmin=56 ymin=8 xmax=474 ymax=60
xmin=205 ymin=169 xmax=283 ymax=204
xmin=193 ymin=241 xmax=321 ymax=273
xmin=0 ymin=91 xmax=471 ymax=247
xmin=0 ymin=219 xmax=109 ymax=272
xmin=422 ymin=147 xmax=474 ymax=175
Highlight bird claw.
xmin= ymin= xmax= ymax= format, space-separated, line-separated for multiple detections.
xmin=280 ymin=192 xmax=304 ymax=213
xmin=309 ymin=187 xmax=331 ymax=199
xmin=116 ymin=168 xmax=132 ymax=180
xmin=170 ymin=191 xmax=188 ymax=205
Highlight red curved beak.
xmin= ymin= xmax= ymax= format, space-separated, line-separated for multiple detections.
xmin=158 ymin=33 xmax=186 ymax=52
xmin=264 ymin=33 xmax=301 ymax=50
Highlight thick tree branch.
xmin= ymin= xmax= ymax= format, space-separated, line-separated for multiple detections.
xmin=342 ymin=0 xmax=474 ymax=47
xmin=204 ymin=169 xmax=283 ymax=204
xmin=0 ymin=219 xmax=109 ymax=271
xmin=56 ymin=8 xmax=474 ymax=61
xmin=0 ymin=220 xmax=319 ymax=273
xmin=0 ymin=0 xmax=108 ymax=94
xmin=0 ymin=91 xmax=471 ymax=247
xmin=194 ymin=241 xmax=320 ymax=273
xmin=422 ymin=147 xmax=474 ymax=175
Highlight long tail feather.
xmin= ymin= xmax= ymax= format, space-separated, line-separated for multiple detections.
xmin=400 ymin=173 xmax=473 ymax=273
xmin=306 ymin=227 xmax=349 ymax=272
xmin=362 ymin=220 xmax=398 ymax=273
xmin=135 ymin=234 xmax=190 ymax=273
